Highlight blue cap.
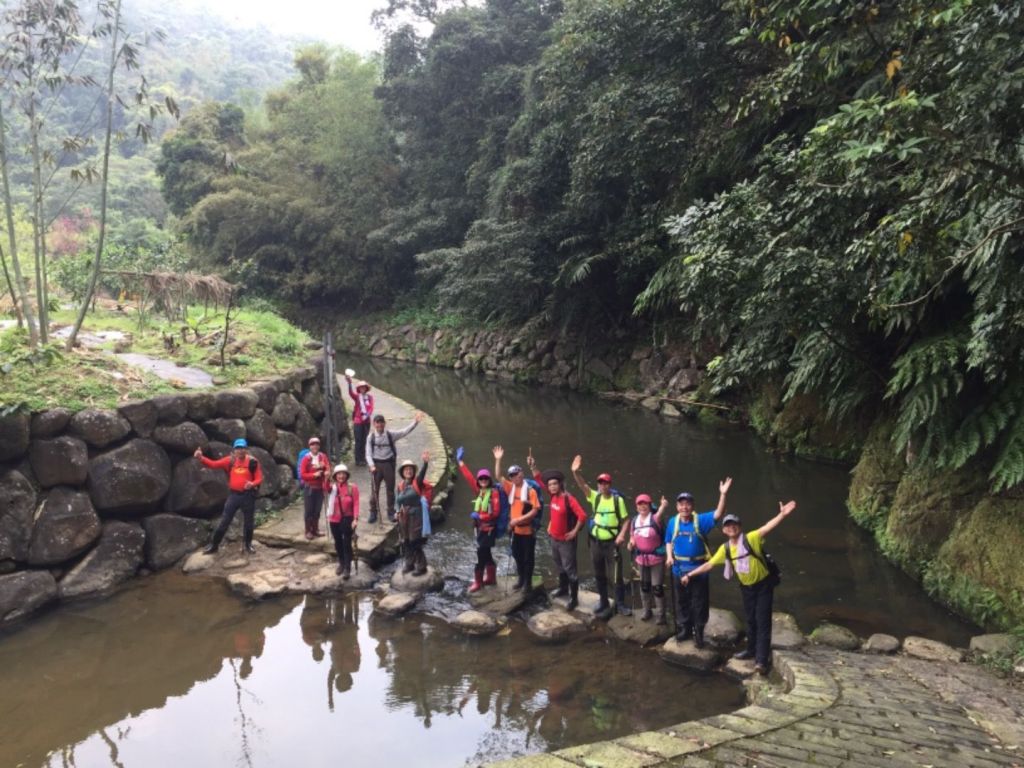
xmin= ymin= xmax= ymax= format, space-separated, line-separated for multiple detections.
xmin=232 ymin=438 xmax=248 ymax=449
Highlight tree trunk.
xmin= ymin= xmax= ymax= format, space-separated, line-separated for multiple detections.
xmin=0 ymin=242 xmax=23 ymax=327
xmin=29 ymin=99 xmax=49 ymax=342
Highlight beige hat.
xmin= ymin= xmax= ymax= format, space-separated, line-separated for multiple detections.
xmin=332 ymin=464 xmax=350 ymax=477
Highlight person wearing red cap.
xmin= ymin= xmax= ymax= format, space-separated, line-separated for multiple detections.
xmin=456 ymin=447 xmax=504 ymax=593
xmin=527 ymin=451 xmax=587 ymax=610
xmin=299 ymin=436 xmax=331 ymax=539
xmin=571 ymin=454 xmax=631 ymax=618
xmin=618 ymin=494 xmax=670 ymax=624
xmin=344 ymin=374 xmax=374 ymax=466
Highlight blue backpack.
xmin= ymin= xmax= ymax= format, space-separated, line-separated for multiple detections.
xmin=524 ymin=477 xmax=545 ymax=531
xmin=493 ymin=487 xmax=512 ymax=538
xmin=295 ymin=448 xmax=310 ymax=480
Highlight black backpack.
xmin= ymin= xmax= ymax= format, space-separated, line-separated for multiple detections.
xmin=725 ymin=534 xmax=781 ymax=588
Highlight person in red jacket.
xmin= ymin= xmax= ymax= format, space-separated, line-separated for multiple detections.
xmin=195 ymin=438 xmax=263 ymax=555
xmin=299 ymin=436 xmax=330 ymax=539
xmin=326 ymin=464 xmax=360 ymax=578
xmin=345 ymin=375 xmax=374 ymax=466
xmin=527 ymin=452 xmax=587 ymax=610
xmin=457 ymin=447 xmax=502 ymax=593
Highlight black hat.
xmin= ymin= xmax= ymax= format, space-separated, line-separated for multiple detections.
xmin=541 ymin=469 xmax=565 ymax=483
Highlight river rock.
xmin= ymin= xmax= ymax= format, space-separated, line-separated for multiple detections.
xmin=68 ymin=409 xmax=131 ymax=448
xmin=810 ymin=622 xmax=861 ymax=651
xmin=87 ymin=439 xmax=172 ymax=515
xmin=141 ymin=514 xmax=208 ymax=570
xmin=527 ymin=610 xmax=588 ymax=641
xmin=302 ymin=380 xmax=325 ymax=420
xmin=469 ymin=575 xmax=540 ymax=614
xmin=185 ymin=391 xmax=217 ymax=422
xmin=29 ymin=436 xmax=89 ymax=488
xmin=970 ymin=633 xmax=1017 ymax=656
xmin=30 ymin=408 xmax=71 ymax=438
xmin=58 ymin=521 xmax=145 ymax=599
xmin=293 ymin=409 xmax=318 ymax=443
xmin=201 ymin=418 xmax=246 ymax=444
xmin=0 ymin=412 xmax=30 ymax=462
xmin=863 ymin=633 xmax=900 ymax=654
xmin=215 ymin=389 xmax=258 ymax=419
xmin=117 ymin=400 xmax=158 ymax=438
xmin=0 ymin=570 xmax=57 ymax=624
xmin=0 ymin=470 xmax=36 ymax=561
xmin=153 ymin=422 xmax=208 ymax=455
xmin=771 ymin=612 xmax=806 ymax=650
xmin=706 ymin=607 xmax=744 ymax=646
xmin=152 ymin=394 xmax=189 ymax=425
xmin=903 ymin=636 xmax=965 ymax=663
xmin=248 ymin=447 xmax=281 ymax=497
xmin=306 ymin=561 xmax=377 ymax=592
xmin=586 ymin=358 xmax=614 ymax=382
xmin=452 ymin=610 xmax=501 ymax=636
xmin=659 ymin=637 xmax=722 ymax=671
xmin=252 ymin=382 xmax=278 ymax=414
xmin=390 ymin=566 xmax=444 ymax=593
xmin=244 ymin=410 xmax=278 ymax=449
xmin=227 ymin=569 xmax=291 ymax=599
xmin=660 ymin=402 xmax=682 ymax=419
xmin=27 ymin=488 xmax=101 ymax=566
xmin=377 ymin=592 xmax=418 ymax=616
xmin=182 ymin=550 xmax=217 ymax=573
xmin=271 ymin=393 xmax=303 ymax=428
xmin=640 ymin=396 xmax=661 ymax=412
xmin=272 ymin=431 xmax=305 ymax=468
xmin=164 ymin=458 xmax=230 ymax=517
xmin=723 ymin=657 xmax=758 ymax=680
xmin=607 ymin=613 xmax=673 ymax=647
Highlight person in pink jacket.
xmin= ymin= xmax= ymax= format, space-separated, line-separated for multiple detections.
xmin=345 ymin=375 xmax=374 ymax=466
xmin=326 ymin=464 xmax=360 ymax=578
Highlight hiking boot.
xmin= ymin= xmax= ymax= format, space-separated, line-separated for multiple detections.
xmin=203 ymin=544 xmax=218 ymax=555
xmin=336 ymin=564 xmax=344 ymax=575
xmin=313 ymin=530 xmax=325 ymax=538
xmin=387 ymin=513 xmax=397 ymax=523
xmin=469 ymin=567 xmax=483 ymax=594
xmin=342 ymin=568 xmax=351 ymax=581
xmin=483 ymin=563 xmax=496 ymax=586
xmin=567 ymin=580 xmax=579 ymax=611
xmin=244 ymin=544 xmax=256 ymax=555
xmin=552 ymin=573 xmax=569 ymax=598
xmin=675 ymin=626 xmax=693 ymax=643
xmin=304 ymin=532 xmax=314 ymax=541
xmin=694 ymin=625 xmax=706 ymax=649
xmin=733 ymin=649 xmax=755 ymax=661
xmin=402 ymin=559 xmax=415 ymax=574
xmin=654 ymin=595 xmax=667 ymax=625
xmin=754 ymin=664 xmax=769 ymax=676
xmin=639 ymin=592 xmax=653 ymax=621
xmin=614 ymin=584 xmax=632 ymax=617
xmin=413 ymin=565 xmax=427 ymax=576
xmin=368 ymin=512 xmax=378 ymax=524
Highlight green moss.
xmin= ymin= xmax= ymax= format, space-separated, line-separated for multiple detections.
xmin=611 ymin=358 xmax=641 ymax=391
xmin=847 ymin=419 xmax=903 ymax=533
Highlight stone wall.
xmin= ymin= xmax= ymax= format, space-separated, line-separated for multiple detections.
xmin=0 ymin=359 xmax=347 ymax=626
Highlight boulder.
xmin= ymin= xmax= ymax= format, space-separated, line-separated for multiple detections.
xmin=68 ymin=409 xmax=132 ymax=448
xmin=0 ymin=570 xmax=57 ymax=624
xmin=271 ymin=393 xmax=303 ymax=428
xmin=809 ymin=622 xmax=861 ymax=651
xmin=244 ymin=410 xmax=278 ymax=449
xmin=586 ymin=358 xmax=615 ymax=382
xmin=527 ymin=610 xmax=588 ymax=642
xmin=249 ymin=447 xmax=282 ymax=497
xmin=0 ymin=412 xmax=31 ymax=462
xmin=87 ymin=439 xmax=172 ymax=515
xmin=390 ymin=566 xmax=444 ymax=593
xmin=29 ymin=436 xmax=89 ymax=488
xmin=152 ymin=395 xmax=188 ymax=425
xmin=771 ymin=612 xmax=806 ymax=650
xmin=658 ymin=637 xmax=722 ymax=672
xmin=58 ymin=521 xmax=145 ymax=599
xmin=607 ymin=613 xmax=673 ymax=647
xmin=903 ymin=636 xmax=965 ymax=663
xmin=640 ymin=396 xmax=661 ymax=412
xmin=182 ymin=550 xmax=217 ymax=573
xmin=970 ymin=633 xmax=1017 ymax=656
xmin=469 ymin=575 xmax=541 ymax=614
xmin=201 ymin=418 xmax=246 ymax=444
xmin=117 ymin=400 xmax=158 ymax=438
xmin=215 ymin=389 xmax=258 ymax=419
xmin=185 ymin=391 xmax=217 ymax=422
xmin=30 ymin=408 xmax=72 ymax=438
xmin=0 ymin=470 xmax=36 ymax=561
xmin=27 ymin=488 xmax=101 ymax=565
xmin=226 ymin=569 xmax=291 ymax=599
xmin=660 ymin=403 xmax=682 ymax=419
xmin=863 ymin=633 xmax=900 ymax=654
xmin=452 ymin=610 xmax=501 ymax=636
xmin=706 ymin=607 xmax=744 ymax=646
xmin=722 ymin=657 xmax=757 ymax=680
xmin=302 ymin=380 xmax=325 ymax=420
xmin=165 ymin=459 xmax=229 ymax=517
xmin=252 ymin=382 xmax=279 ymax=414
xmin=152 ymin=422 xmax=208 ymax=455
xmin=272 ymin=430 xmax=305 ymax=468
xmin=293 ymin=409 xmax=318 ymax=443
xmin=141 ymin=514 xmax=208 ymax=570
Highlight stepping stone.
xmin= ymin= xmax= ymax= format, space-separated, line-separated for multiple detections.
xmin=970 ymin=633 xmax=1016 ymax=655
xmin=390 ymin=566 xmax=444 ymax=594
xmin=222 ymin=557 xmax=248 ymax=570
xmin=607 ymin=613 xmax=673 ymax=647
xmin=659 ymin=637 xmax=722 ymax=672
xmin=551 ymin=588 xmax=603 ymax=625
xmin=723 ymin=657 xmax=757 ymax=680
xmin=182 ymin=551 xmax=216 ymax=573
xmin=452 ymin=610 xmax=501 ymax=636
xmin=227 ymin=569 xmax=290 ymax=599
xmin=771 ymin=612 xmax=805 ymax=650
xmin=527 ymin=610 xmax=588 ymax=642
xmin=706 ymin=607 xmax=743 ymax=646
xmin=809 ymin=621 xmax=861 ymax=650
xmin=305 ymin=563 xmax=378 ymax=593
xmin=903 ymin=635 xmax=965 ymax=663
xmin=303 ymin=553 xmax=332 ymax=565
xmin=377 ymin=592 xmax=418 ymax=616
xmin=863 ymin=633 xmax=900 ymax=654
xmin=469 ymin=574 xmax=541 ymax=615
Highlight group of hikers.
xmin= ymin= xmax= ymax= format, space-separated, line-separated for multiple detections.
xmin=192 ymin=374 xmax=796 ymax=676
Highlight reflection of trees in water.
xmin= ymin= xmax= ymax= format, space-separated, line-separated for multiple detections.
xmin=229 ymin=657 xmax=264 ymax=768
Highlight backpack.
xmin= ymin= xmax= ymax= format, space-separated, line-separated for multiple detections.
xmin=413 ymin=478 xmax=434 ymax=507
xmin=233 ymin=457 xmax=260 ymax=488
xmin=494 ymin=487 xmax=511 ymax=538
xmin=524 ymin=477 xmax=545 ymax=531
xmin=725 ymin=534 xmax=782 ymax=588
xmin=587 ymin=490 xmax=627 ymax=538
xmin=668 ymin=513 xmax=711 ymax=559
xmin=631 ymin=513 xmax=666 ymax=559
xmin=296 ymin=448 xmax=310 ymax=480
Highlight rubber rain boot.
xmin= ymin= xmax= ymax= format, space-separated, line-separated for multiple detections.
xmin=615 ymin=583 xmax=633 ymax=617
xmin=593 ymin=574 xmax=610 ymax=616
xmin=469 ymin=567 xmax=484 ymax=593
xmin=413 ymin=549 xmax=427 ymax=576
xmin=654 ymin=595 xmax=667 ymax=625
xmin=567 ymin=580 xmax=579 ymax=611
xmin=553 ymin=572 xmax=569 ymax=598
xmin=694 ymin=624 xmax=706 ymax=649
xmin=639 ymin=591 xmax=653 ymax=621
xmin=483 ymin=563 xmax=497 ymax=586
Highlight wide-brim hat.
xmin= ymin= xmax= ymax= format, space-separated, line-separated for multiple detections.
xmin=333 ymin=464 xmax=350 ymax=477
xmin=541 ymin=469 xmax=564 ymax=483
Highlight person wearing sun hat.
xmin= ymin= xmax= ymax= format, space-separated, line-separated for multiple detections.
xmin=527 ymin=450 xmax=587 ymax=611
xmin=298 ymin=436 xmax=331 ymax=539
xmin=326 ymin=463 xmax=360 ymax=578
xmin=344 ymin=374 xmax=374 ymax=466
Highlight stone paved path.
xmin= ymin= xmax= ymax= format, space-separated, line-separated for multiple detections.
xmin=255 ymin=376 xmax=448 ymax=563
xmin=490 ymin=645 xmax=1024 ymax=768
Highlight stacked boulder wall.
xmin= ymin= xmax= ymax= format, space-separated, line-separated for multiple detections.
xmin=87 ymin=439 xmax=172 ymax=517
xmin=27 ymin=488 xmax=101 ymax=566
xmin=0 ymin=470 xmax=37 ymax=561
xmin=0 ymin=571 xmax=57 ymax=623
xmin=142 ymin=514 xmax=208 ymax=570
xmin=165 ymin=460 xmax=230 ymax=517
xmin=0 ymin=412 xmax=30 ymax=462
xmin=58 ymin=521 xmax=146 ymax=599
xmin=152 ymin=422 xmax=209 ymax=455
xmin=29 ymin=436 xmax=89 ymax=488
xmin=68 ymin=409 xmax=131 ymax=448
xmin=117 ymin=400 xmax=158 ymax=438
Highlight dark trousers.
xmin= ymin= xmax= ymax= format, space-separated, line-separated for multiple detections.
xmin=673 ymin=570 xmax=710 ymax=632
xmin=741 ymin=578 xmax=775 ymax=667
xmin=511 ymin=533 xmax=535 ymax=586
xmin=304 ymin=487 xmax=324 ymax=533
xmin=369 ymin=459 xmax=395 ymax=520
xmin=405 ymin=538 xmax=427 ymax=573
xmin=212 ymin=491 xmax=256 ymax=547
xmin=353 ymin=422 xmax=369 ymax=465
xmin=476 ymin=528 xmax=496 ymax=569
xmin=331 ymin=517 xmax=354 ymax=570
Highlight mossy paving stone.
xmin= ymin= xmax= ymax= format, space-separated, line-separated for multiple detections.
xmin=728 ymin=704 xmax=800 ymax=729
xmin=700 ymin=714 xmax=769 ymax=737
xmin=711 ymin=742 xmax=838 ymax=768
xmin=658 ymin=722 xmax=738 ymax=748
xmin=614 ymin=731 xmax=704 ymax=759
xmin=485 ymin=755 xmax=577 ymax=768
xmin=553 ymin=740 xmax=661 ymax=768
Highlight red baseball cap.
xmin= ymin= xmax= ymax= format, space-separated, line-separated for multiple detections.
xmin=596 ymin=473 xmax=612 ymax=483
xmin=635 ymin=493 xmax=652 ymax=505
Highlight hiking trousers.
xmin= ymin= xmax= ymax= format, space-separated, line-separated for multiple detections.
xmin=212 ymin=491 xmax=256 ymax=547
xmin=511 ymin=533 xmax=535 ymax=587
xmin=353 ymin=422 xmax=369 ymax=465
xmin=740 ymin=578 xmax=775 ymax=667
xmin=369 ymin=460 xmax=396 ymax=519
xmin=590 ymin=539 xmax=625 ymax=588
xmin=330 ymin=517 xmax=355 ymax=571
xmin=475 ymin=527 xmax=496 ymax=569
xmin=303 ymin=487 xmax=324 ymax=533
xmin=551 ymin=538 xmax=579 ymax=581
xmin=674 ymin=569 xmax=709 ymax=632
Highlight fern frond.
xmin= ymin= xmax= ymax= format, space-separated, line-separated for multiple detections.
xmin=991 ymin=409 xmax=1024 ymax=492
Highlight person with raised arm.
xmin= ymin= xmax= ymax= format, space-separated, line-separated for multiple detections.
xmin=571 ymin=454 xmax=630 ymax=619
xmin=619 ymin=494 xmax=671 ymax=625
xmin=344 ymin=375 xmax=374 ymax=466
xmin=457 ymin=446 xmax=504 ymax=593
xmin=494 ymin=445 xmax=540 ymax=592
xmin=527 ymin=450 xmax=587 ymax=611
xmin=680 ymin=500 xmax=796 ymax=675
xmin=365 ymin=410 xmax=424 ymax=524
xmin=195 ymin=438 xmax=262 ymax=555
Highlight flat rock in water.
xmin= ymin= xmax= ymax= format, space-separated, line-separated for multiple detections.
xmin=723 ymin=657 xmax=757 ymax=680
xmin=227 ymin=569 xmax=291 ymax=599
xmin=551 ymin=588 xmax=602 ymax=625
xmin=469 ymin=574 xmax=541 ymax=615
xmin=863 ymin=633 xmax=901 ymax=654
xmin=303 ymin=553 xmax=332 ymax=565
xmin=809 ymin=621 xmax=861 ymax=651
xmin=307 ymin=563 xmax=377 ymax=592
xmin=903 ymin=635 xmax=964 ymax=663
xmin=706 ymin=607 xmax=744 ymax=646
xmin=223 ymin=557 xmax=249 ymax=570
xmin=58 ymin=521 xmax=145 ymax=600
xmin=377 ymin=592 xmax=418 ymax=616
xmin=659 ymin=637 xmax=722 ymax=672
xmin=771 ymin=612 xmax=806 ymax=650
xmin=390 ymin=566 xmax=444 ymax=594
xmin=970 ymin=633 xmax=1016 ymax=656
xmin=452 ymin=610 xmax=501 ymax=636
xmin=607 ymin=613 xmax=673 ymax=647
xmin=182 ymin=550 xmax=217 ymax=573
xmin=527 ymin=610 xmax=588 ymax=642
xmin=0 ymin=570 xmax=57 ymax=624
